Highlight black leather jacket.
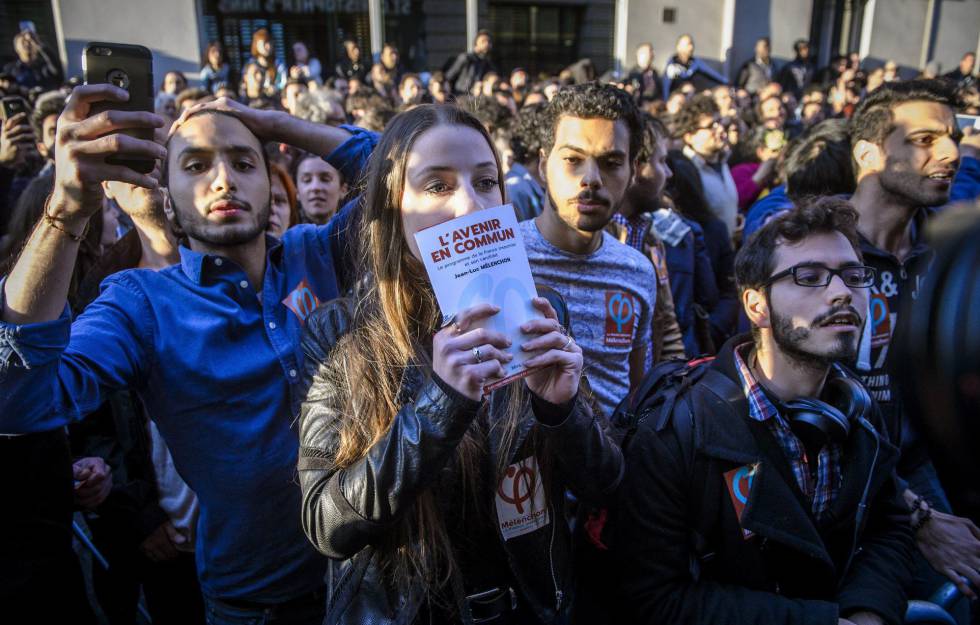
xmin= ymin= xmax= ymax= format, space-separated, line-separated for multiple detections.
xmin=297 ymin=298 xmax=624 ymax=624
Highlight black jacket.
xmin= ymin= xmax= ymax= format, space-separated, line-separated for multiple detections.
xmin=777 ymin=58 xmax=815 ymax=100
xmin=297 ymin=298 xmax=623 ymax=624
xmin=445 ymin=52 xmax=495 ymax=95
xmin=335 ymin=58 xmax=369 ymax=82
xmin=855 ymin=210 xmax=948 ymax=511
xmin=611 ymin=336 xmax=914 ymax=625
xmin=626 ymin=66 xmax=662 ymax=102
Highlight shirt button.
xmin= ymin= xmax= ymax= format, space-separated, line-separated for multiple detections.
xmin=268 ymin=321 xmax=277 ymax=330
xmin=289 ymin=369 xmax=297 ymax=378
xmin=239 ymin=280 xmax=249 ymax=288
xmin=214 ymin=258 xmax=223 ymax=266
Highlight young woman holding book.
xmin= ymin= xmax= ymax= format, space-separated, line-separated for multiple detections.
xmin=296 ymin=104 xmax=623 ymax=624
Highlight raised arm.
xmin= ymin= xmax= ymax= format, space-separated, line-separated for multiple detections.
xmin=177 ymin=97 xmax=354 ymax=160
xmin=0 ymin=85 xmax=162 ymax=434
xmin=3 ymin=84 xmax=164 ymax=325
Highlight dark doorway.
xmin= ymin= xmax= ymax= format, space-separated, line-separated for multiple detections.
xmin=488 ymin=2 xmax=585 ymax=77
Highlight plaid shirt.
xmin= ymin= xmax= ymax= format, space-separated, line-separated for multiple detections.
xmin=610 ymin=213 xmax=647 ymax=252
xmin=733 ymin=343 xmax=843 ymax=521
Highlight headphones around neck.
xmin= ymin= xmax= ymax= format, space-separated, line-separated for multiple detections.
xmin=779 ymin=372 xmax=871 ymax=449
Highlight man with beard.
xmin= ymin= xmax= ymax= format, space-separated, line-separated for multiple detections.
xmin=521 ymin=82 xmax=656 ymax=418
xmin=0 ymin=84 xmax=377 ymax=623
xmin=613 ymin=197 xmax=914 ymax=625
xmin=849 ymin=79 xmax=980 ymax=612
xmin=675 ymin=94 xmax=739 ymax=237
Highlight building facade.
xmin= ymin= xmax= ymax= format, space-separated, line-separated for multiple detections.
xmin=0 ymin=0 xmax=977 ymax=89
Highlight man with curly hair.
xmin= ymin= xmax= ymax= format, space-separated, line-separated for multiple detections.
xmin=521 ymin=82 xmax=657 ymax=417
xmin=505 ymin=103 xmax=548 ymax=220
xmin=674 ymin=93 xmax=739 ymax=236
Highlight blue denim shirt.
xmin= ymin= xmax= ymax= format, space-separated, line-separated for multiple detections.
xmin=0 ymin=125 xmax=378 ymax=603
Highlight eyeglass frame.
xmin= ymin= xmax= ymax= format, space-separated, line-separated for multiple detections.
xmin=694 ymin=117 xmax=723 ymax=132
xmin=761 ymin=262 xmax=877 ymax=289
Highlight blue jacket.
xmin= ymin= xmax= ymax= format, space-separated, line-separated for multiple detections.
xmin=950 ymin=155 xmax=980 ymax=203
xmin=663 ymin=217 xmax=719 ymax=356
xmin=743 ymin=185 xmax=793 ymax=243
xmin=505 ymin=163 xmax=545 ymax=222
xmin=700 ymin=217 xmax=738 ymax=348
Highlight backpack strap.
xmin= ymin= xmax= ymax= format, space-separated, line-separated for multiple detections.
xmin=616 ymin=356 xmax=716 ymax=454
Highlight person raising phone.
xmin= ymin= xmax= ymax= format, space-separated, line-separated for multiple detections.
xmin=0 ymin=81 xmax=379 ymax=623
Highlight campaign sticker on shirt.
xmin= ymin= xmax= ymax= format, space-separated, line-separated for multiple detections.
xmin=869 ymin=292 xmax=892 ymax=349
xmin=282 ymin=278 xmax=321 ymax=324
xmin=495 ymin=456 xmax=550 ymax=541
xmin=604 ymin=290 xmax=638 ymax=347
xmin=651 ymin=246 xmax=670 ymax=286
xmin=723 ymin=463 xmax=759 ymax=539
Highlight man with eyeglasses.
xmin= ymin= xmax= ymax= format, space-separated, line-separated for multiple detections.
xmin=675 ymin=94 xmax=739 ymax=236
xmin=611 ymin=197 xmax=913 ymax=625
xmin=848 ymin=79 xmax=980 ymax=616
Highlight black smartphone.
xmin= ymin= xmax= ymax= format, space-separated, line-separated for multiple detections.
xmin=83 ymin=42 xmax=155 ymax=174
xmin=0 ymin=96 xmax=28 ymax=122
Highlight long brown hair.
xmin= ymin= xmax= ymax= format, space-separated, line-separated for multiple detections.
xmin=317 ymin=104 xmax=525 ymax=594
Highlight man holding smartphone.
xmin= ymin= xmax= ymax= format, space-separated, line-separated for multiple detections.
xmin=0 ymin=101 xmax=42 ymax=238
xmin=0 ymin=83 xmax=377 ymax=623
xmin=3 ymin=28 xmax=63 ymax=91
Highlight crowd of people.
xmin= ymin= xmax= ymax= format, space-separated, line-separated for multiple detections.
xmin=1 ymin=22 xmax=980 ymax=625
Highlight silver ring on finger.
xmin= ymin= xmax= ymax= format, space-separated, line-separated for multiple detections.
xmin=473 ymin=347 xmax=483 ymax=363
xmin=562 ymin=336 xmax=573 ymax=351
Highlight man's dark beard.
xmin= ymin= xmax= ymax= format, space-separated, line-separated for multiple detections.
xmin=124 ymin=190 xmax=169 ymax=227
xmin=172 ymin=195 xmax=270 ymax=247
xmin=879 ymin=162 xmax=950 ymax=209
xmin=770 ymin=304 xmax=859 ymax=370
xmin=622 ymin=178 xmax=660 ymax=218
xmin=546 ymin=187 xmax=620 ymax=233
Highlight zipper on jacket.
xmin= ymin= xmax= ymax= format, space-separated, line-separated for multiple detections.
xmin=548 ymin=502 xmax=562 ymax=612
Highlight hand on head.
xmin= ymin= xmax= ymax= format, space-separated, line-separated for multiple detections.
xmin=172 ymin=96 xmax=280 ymax=144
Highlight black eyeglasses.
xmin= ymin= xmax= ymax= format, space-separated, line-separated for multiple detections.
xmin=763 ymin=263 xmax=877 ymax=288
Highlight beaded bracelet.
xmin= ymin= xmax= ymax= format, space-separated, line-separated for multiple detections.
xmin=42 ymin=195 xmax=88 ymax=243
xmin=911 ymin=503 xmax=934 ymax=533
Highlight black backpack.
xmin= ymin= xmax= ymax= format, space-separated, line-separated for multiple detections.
xmin=582 ymin=356 xmax=716 ymax=550
xmin=612 ymin=356 xmax=716 ymax=454
xmin=573 ymin=357 xmax=718 ymax=625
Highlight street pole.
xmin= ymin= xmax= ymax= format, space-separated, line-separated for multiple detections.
xmin=369 ymin=0 xmax=383 ymax=59
xmin=614 ymin=0 xmax=629 ymax=76
xmin=466 ymin=0 xmax=478 ymax=51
